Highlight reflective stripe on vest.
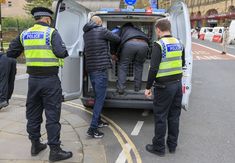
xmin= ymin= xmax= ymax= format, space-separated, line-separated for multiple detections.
xmin=20 ymin=24 xmax=64 ymax=67
xmin=156 ymin=37 xmax=183 ymax=78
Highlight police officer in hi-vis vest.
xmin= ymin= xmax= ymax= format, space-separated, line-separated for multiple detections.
xmin=7 ymin=7 xmax=72 ymax=162
xmin=145 ymin=19 xmax=185 ymax=156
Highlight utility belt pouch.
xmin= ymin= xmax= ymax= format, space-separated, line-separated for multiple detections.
xmin=154 ymin=83 xmax=166 ymax=89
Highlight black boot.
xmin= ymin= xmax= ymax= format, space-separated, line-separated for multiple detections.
xmin=49 ymin=145 xmax=73 ymax=162
xmin=31 ymin=140 xmax=47 ymax=156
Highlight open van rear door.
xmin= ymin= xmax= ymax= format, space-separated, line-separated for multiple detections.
xmin=169 ymin=1 xmax=192 ymax=110
xmin=54 ymin=0 xmax=90 ymax=101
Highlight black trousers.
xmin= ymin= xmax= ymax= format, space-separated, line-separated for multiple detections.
xmin=152 ymin=80 xmax=182 ymax=152
xmin=0 ymin=55 xmax=16 ymax=102
xmin=26 ymin=75 xmax=62 ymax=146
xmin=117 ymin=41 xmax=149 ymax=90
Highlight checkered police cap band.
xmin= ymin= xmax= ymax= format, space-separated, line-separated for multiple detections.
xmin=33 ymin=11 xmax=52 ymax=17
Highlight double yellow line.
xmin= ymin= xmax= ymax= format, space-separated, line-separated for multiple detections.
xmin=65 ymin=101 xmax=142 ymax=163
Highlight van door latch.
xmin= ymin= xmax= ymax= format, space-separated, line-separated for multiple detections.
xmin=79 ymin=51 xmax=84 ymax=57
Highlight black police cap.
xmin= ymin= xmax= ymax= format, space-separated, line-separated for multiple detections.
xmin=31 ymin=7 xmax=54 ymax=18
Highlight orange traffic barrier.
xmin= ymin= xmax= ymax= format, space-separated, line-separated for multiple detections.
xmin=199 ymin=34 xmax=205 ymax=40
xmin=212 ymin=35 xmax=222 ymax=43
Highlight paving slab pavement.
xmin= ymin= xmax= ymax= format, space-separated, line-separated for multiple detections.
xmin=0 ymin=96 xmax=107 ymax=163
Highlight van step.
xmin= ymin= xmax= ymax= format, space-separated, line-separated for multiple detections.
xmin=106 ymin=90 xmax=153 ymax=100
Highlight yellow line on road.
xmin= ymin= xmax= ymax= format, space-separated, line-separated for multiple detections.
xmin=67 ymin=102 xmax=142 ymax=163
xmin=12 ymin=95 xmax=141 ymax=163
xmin=65 ymin=102 xmax=133 ymax=163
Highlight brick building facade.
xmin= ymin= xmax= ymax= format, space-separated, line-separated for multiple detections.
xmin=1 ymin=0 xmax=28 ymax=17
xmin=158 ymin=0 xmax=235 ymax=28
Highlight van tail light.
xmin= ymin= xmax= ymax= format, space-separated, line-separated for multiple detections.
xmin=87 ymin=98 xmax=95 ymax=106
xmin=146 ymin=7 xmax=152 ymax=14
xmin=182 ymin=85 xmax=186 ymax=94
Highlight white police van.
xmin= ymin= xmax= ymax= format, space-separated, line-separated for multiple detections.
xmin=53 ymin=0 xmax=192 ymax=110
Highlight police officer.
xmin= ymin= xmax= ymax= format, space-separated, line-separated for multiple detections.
xmin=145 ymin=19 xmax=185 ymax=156
xmin=7 ymin=7 xmax=72 ymax=162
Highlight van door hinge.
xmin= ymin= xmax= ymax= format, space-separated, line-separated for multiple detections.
xmin=79 ymin=51 xmax=84 ymax=57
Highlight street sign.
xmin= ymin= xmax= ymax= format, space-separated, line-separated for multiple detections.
xmin=124 ymin=0 xmax=137 ymax=6
xmin=0 ymin=0 xmax=6 ymax=4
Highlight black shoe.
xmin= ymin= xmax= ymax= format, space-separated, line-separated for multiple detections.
xmin=134 ymin=87 xmax=141 ymax=92
xmin=0 ymin=101 xmax=8 ymax=110
xmin=145 ymin=144 xmax=165 ymax=157
xmin=31 ymin=140 xmax=47 ymax=156
xmin=169 ymin=148 xmax=176 ymax=154
xmin=87 ymin=128 xmax=104 ymax=139
xmin=49 ymin=145 xmax=73 ymax=162
xmin=117 ymin=89 xmax=125 ymax=95
xmin=221 ymin=52 xmax=226 ymax=54
xmin=98 ymin=120 xmax=109 ymax=128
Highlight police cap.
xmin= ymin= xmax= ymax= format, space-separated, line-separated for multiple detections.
xmin=31 ymin=7 xmax=54 ymax=18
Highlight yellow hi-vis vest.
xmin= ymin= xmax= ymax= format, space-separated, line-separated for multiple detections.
xmin=155 ymin=37 xmax=183 ymax=78
xmin=20 ymin=24 xmax=64 ymax=67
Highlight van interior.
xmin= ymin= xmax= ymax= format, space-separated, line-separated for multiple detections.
xmin=83 ymin=14 xmax=164 ymax=101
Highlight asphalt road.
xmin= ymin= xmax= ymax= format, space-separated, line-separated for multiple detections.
xmin=13 ymin=39 xmax=235 ymax=163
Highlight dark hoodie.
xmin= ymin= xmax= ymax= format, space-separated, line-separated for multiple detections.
xmin=83 ymin=21 xmax=120 ymax=72
xmin=118 ymin=23 xmax=149 ymax=53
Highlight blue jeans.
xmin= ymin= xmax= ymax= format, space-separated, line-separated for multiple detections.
xmin=89 ymin=70 xmax=108 ymax=129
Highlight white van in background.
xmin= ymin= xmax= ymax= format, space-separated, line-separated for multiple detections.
xmin=229 ymin=20 xmax=235 ymax=44
xmin=53 ymin=0 xmax=193 ymax=110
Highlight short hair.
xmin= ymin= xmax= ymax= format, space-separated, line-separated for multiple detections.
xmin=34 ymin=16 xmax=52 ymax=21
xmin=34 ymin=16 xmax=43 ymax=21
xmin=91 ymin=16 xmax=102 ymax=25
xmin=155 ymin=19 xmax=171 ymax=32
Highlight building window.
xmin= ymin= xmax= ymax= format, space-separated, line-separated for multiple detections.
xmin=8 ymin=1 xmax=12 ymax=7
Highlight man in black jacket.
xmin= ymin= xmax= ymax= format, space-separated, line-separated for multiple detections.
xmin=83 ymin=16 xmax=120 ymax=138
xmin=0 ymin=51 xmax=16 ymax=110
xmin=117 ymin=23 xmax=149 ymax=94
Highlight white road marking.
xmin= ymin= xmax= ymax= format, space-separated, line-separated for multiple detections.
xmin=15 ymin=74 xmax=29 ymax=80
xmin=142 ymin=110 xmax=150 ymax=117
xmin=196 ymin=56 xmax=202 ymax=60
xmin=203 ymin=56 xmax=210 ymax=60
xmin=115 ymin=143 xmax=132 ymax=163
xmin=131 ymin=121 xmax=144 ymax=136
xmin=193 ymin=42 xmax=235 ymax=58
xmin=12 ymin=94 xmax=27 ymax=99
xmin=210 ymin=56 xmax=221 ymax=59
xmin=195 ymin=55 xmax=224 ymax=60
xmin=192 ymin=51 xmax=210 ymax=55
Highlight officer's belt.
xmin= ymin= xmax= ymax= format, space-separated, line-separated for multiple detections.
xmin=24 ymin=45 xmax=52 ymax=50
xmin=26 ymin=58 xmax=59 ymax=62
xmin=154 ymin=79 xmax=181 ymax=87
